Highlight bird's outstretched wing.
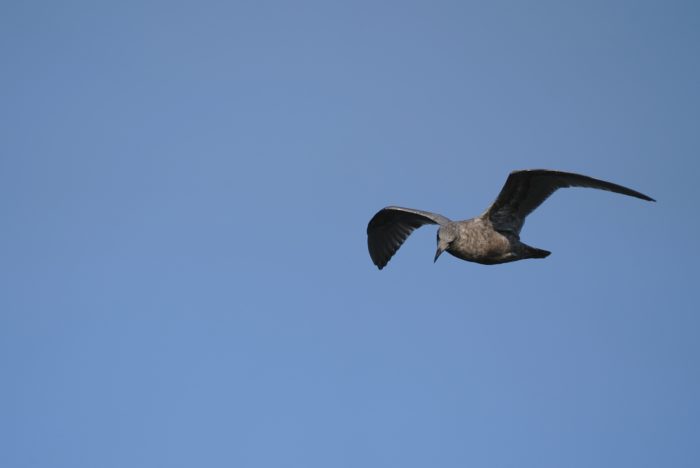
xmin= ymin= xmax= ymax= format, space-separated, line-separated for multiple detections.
xmin=483 ymin=169 xmax=655 ymax=235
xmin=367 ymin=206 xmax=451 ymax=269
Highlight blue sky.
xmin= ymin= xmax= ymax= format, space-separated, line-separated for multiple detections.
xmin=2 ymin=1 xmax=698 ymax=467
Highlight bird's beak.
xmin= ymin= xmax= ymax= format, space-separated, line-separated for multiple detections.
xmin=434 ymin=246 xmax=444 ymax=263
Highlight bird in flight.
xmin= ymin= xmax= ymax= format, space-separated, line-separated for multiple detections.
xmin=367 ymin=169 xmax=654 ymax=269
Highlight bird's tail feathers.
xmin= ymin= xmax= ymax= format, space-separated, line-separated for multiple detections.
xmin=527 ymin=246 xmax=551 ymax=259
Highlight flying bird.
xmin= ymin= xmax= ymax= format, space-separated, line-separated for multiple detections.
xmin=367 ymin=169 xmax=654 ymax=269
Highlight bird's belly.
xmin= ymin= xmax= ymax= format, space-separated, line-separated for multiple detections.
xmin=448 ymin=230 xmax=515 ymax=265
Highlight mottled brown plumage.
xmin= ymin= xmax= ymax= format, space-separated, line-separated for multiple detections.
xmin=367 ymin=169 xmax=654 ymax=269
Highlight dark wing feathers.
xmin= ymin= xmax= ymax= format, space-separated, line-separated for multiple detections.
xmin=367 ymin=206 xmax=450 ymax=269
xmin=484 ymin=169 xmax=655 ymax=234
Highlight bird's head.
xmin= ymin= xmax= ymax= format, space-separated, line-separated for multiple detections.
xmin=434 ymin=225 xmax=456 ymax=263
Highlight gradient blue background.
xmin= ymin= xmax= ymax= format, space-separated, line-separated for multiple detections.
xmin=2 ymin=1 xmax=698 ymax=467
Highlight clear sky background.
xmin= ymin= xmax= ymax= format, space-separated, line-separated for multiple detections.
xmin=2 ymin=1 xmax=698 ymax=467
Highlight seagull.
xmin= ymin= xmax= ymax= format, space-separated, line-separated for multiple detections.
xmin=367 ymin=169 xmax=654 ymax=269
